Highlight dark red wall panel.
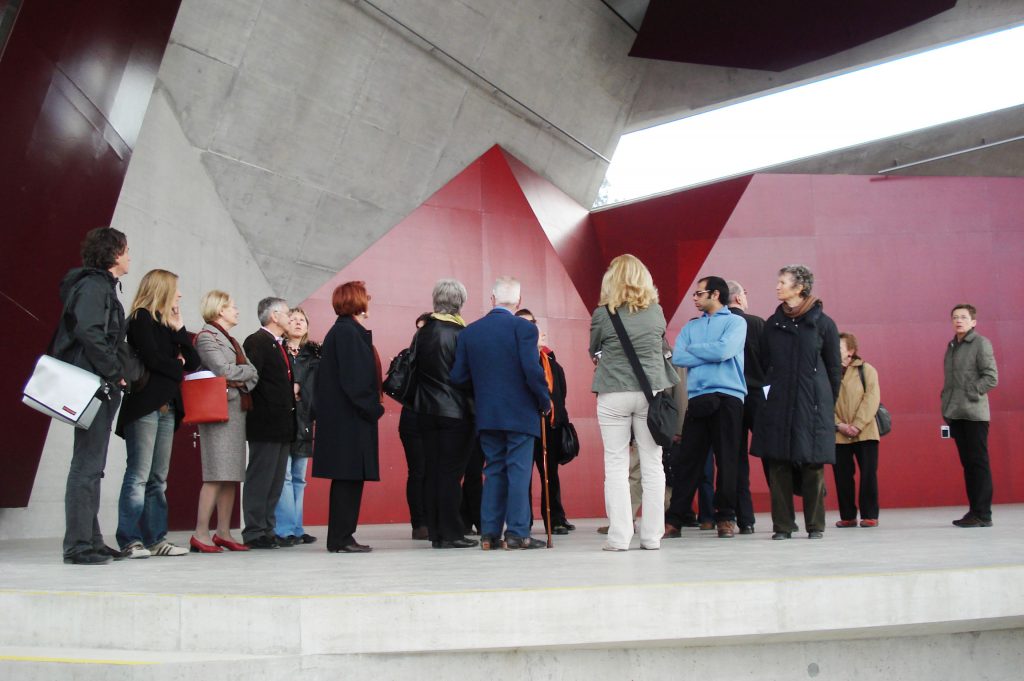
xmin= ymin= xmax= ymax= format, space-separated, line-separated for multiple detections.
xmin=0 ymin=0 xmax=180 ymax=506
xmin=591 ymin=177 xmax=751 ymax=323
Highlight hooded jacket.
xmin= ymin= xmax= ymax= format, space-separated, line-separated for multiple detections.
xmin=52 ymin=267 xmax=125 ymax=384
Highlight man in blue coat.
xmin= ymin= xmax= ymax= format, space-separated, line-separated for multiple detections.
xmin=451 ymin=277 xmax=550 ymax=550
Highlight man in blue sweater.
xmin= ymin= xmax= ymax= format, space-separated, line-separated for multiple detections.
xmin=665 ymin=276 xmax=747 ymax=538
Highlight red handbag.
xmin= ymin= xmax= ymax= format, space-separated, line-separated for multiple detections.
xmin=181 ymin=373 xmax=229 ymax=424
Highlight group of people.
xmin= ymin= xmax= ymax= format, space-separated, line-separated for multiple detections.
xmin=52 ymin=228 xmax=998 ymax=564
xmin=56 ymin=228 xmax=322 ymax=564
xmin=590 ymin=255 xmax=999 ymax=549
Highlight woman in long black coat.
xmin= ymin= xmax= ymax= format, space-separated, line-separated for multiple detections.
xmin=312 ymin=281 xmax=384 ymax=553
xmin=751 ymin=264 xmax=841 ymax=540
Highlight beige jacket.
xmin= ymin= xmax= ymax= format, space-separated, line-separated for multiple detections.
xmin=834 ymin=358 xmax=880 ymax=443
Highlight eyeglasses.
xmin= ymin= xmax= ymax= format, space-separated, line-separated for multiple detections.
xmin=693 ymin=290 xmax=712 ymax=298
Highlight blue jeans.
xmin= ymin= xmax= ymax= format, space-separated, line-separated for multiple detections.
xmin=117 ymin=408 xmax=174 ymax=548
xmin=274 ymin=456 xmax=308 ymax=537
xmin=478 ymin=430 xmax=535 ymax=539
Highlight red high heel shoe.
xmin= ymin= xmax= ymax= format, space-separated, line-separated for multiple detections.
xmin=189 ymin=536 xmax=223 ymax=553
xmin=212 ymin=535 xmax=250 ymax=552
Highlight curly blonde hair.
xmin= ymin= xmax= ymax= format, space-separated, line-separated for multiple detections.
xmin=599 ymin=254 xmax=658 ymax=314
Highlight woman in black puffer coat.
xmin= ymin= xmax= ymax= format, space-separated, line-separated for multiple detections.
xmin=751 ymin=264 xmax=841 ymax=540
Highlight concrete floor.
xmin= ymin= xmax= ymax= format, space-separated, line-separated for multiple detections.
xmin=1 ymin=505 xmax=1023 ymax=681
xmin=2 ymin=505 xmax=1022 ymax=598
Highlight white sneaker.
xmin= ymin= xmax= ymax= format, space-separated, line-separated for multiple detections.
xmin=148 ymin=540 xmax=187 ymax=557
xmin=123 ymin=541 xmax=151 ymax=559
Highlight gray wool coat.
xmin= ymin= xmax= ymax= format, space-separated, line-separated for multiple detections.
xmin=194 ymin=323 xmax=259 ymax=481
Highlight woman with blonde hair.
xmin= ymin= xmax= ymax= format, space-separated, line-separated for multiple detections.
xmin=115 ymin=269 xmax=200 ymax=558
xmin=274 ymin=307 xmax=321 ymax=545
xmin=589 ymin=255 xmax=678 ymax=551
xmin=189 ymin=290 xmax=259 ymax=553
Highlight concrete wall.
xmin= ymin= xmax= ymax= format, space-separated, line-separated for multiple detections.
xmin=156 ymin=0 xmax=645 ymax=303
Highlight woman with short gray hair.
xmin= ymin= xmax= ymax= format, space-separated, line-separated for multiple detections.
xmin=410 ymin=279 xmax=477 ymax=548
xmin=751 ymin=264 xmax=841 ymax=540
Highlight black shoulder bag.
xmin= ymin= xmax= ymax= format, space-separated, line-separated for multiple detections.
xmin=857 ymin=364 xmax=891 ymax=437
xmin=383 ymin=332 xmax=418 ymax=404
xmin=607 ymin=309 xmax=678 ymax=448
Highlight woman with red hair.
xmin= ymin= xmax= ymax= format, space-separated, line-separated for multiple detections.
xmin=312 ymin=281 xmax=385 ymax=553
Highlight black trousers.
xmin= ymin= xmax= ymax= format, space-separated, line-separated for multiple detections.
xmin=242 ymin=441 xmax=290 ymax=543
xmin=327 ymin=479 xmax=365 ymax=550
xmin=64 ymin=392 xmax=120 ymax=558
xmin=419 ymin=413 xmax=473 ymax=542
xmin=398 ymin=409 xmax=426 ymax=529
xmin=949 ymin=419 xmax=992 ymax=521
xmin=460 ymin=438 xmax=484 ymax=533
xmin=833 ymin=440 xmax=880 ymax=521
xmin=736 ymin=391 xmax=763 ymax=527
xmin=531 ymin=429 xmax=567 ymax=529
xmin=666 ymin=393 xmax=744 ymax=525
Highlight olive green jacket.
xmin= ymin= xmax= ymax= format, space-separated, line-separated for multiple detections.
xmin=941 ymin=330 xmax=998 ymax=422
xmin=589 ymin=303 xmax=679 ymax=394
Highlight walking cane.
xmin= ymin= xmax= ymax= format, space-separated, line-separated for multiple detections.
xmin=541 ymin=416 xmax=553 ymax=548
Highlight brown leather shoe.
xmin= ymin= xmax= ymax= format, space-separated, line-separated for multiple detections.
xmin=597 ymin=525 xmax=609 ymax=534
xmin=663 ymin=523 xmax=681 ymax=539
xmin=411 ymin=526 xmax=429 ymax=540
xmin=716 ymin=520 xmax=736 ymax=538
xmin=699 ymin=521 xmax=715 ymax=530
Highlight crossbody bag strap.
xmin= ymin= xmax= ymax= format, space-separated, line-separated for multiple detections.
xmin=607 ymin=307 xmax=656 ymax=403
xmin=857 ymin=364 xmax=866 ymax=391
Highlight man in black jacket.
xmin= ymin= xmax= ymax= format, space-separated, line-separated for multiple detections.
xmin=242 ymin=297 xmax=297 ymax=548
xmin=727 ymin=280 xmax=768 ymax=534
xmin=52 ymin=227 xmax=130 ymax=565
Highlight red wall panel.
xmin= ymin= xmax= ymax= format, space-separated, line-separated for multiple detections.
xmin=293 ymin=155 xmax=1023 ymax=528
xmin=696 ymin=174 xmax=1023 ymax=510
xmin=298 ymin=147 xmax=603 ymax=525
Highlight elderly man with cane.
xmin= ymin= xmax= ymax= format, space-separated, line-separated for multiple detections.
xmin=451 ymin=277 xmax=551 ymax=550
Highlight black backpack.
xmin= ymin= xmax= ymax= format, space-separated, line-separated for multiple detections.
xmin=383 ymin=343 xmax=416 ymax=404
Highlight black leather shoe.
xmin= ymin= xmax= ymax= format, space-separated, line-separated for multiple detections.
xmin=808 ymin=531 xmax=824 ymax=539
xmin=275 ymin=535 xmax=297 ymax=547
xmin=563 ymin=522 xmax=576 ymax=531
xmin=953 ymin=515 xmax=993 ymax=528
xmin=738 ymin=525 xmax=754 ymax=535
xmin=433 ymin=537 xmax=479 ymax=549
xmin=334 ymin=542 xmax=372 ymax=553
xmin=63 ymin=550 xmax=112 ymax=565
xmin=246 ymin=536 xmax=280 ymax=549
xmin=300 ymin=534 xmax=318 ymax=544
xmin=97 ymin=545 xmax=127 ymax=561
xmin=550 ymin=525 xmax=570 ymax=535
xmin=505 ymin=535 xmax=546 ymax=549
xmin=771 ymin=532 xmax=792 ymax=540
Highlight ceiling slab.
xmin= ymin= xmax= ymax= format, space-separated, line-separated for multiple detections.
xmin=630 ymin=0 xmax=957 ymax=71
